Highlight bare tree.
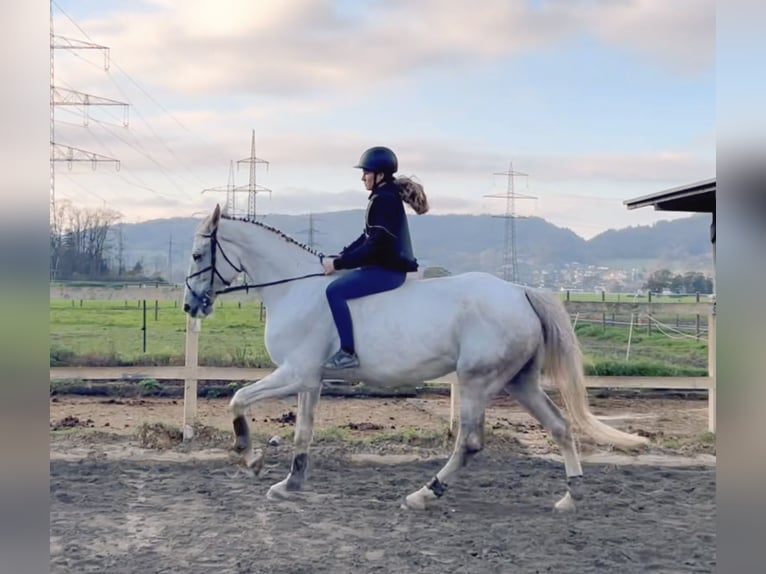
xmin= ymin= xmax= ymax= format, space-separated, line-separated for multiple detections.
xmin=50 ymin=201 xmax=122 ymax=280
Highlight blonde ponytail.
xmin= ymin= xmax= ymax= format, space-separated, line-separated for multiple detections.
xmin=394 ymin=176 xmax=429 ymax=215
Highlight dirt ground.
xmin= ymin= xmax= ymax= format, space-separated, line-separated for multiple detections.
xmin=49 ymin=394 xmax=716 ymax=573
xmin=49 ymin=393 xmax=713 ymax=454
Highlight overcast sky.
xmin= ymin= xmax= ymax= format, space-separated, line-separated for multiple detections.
xmin=52 ymin=0 xmax=715 ymax=239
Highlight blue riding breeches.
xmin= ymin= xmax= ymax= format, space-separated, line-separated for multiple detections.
xmin=325 ymin=267 xmax=407 ymax=353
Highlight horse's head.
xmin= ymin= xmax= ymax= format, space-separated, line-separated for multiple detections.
xmin=183 ymin=204 xmax=243 ymax=318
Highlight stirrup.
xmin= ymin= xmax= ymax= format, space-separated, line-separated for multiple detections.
xmin=322 ymin=350 xmax=360 ymax=370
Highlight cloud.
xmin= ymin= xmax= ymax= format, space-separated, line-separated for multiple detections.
xmin=53 ymin=0 xmax=713 ymax=99
xmin=252 ymin=188 xmax=365 ymax=215
xmin=581 ymin=0 xmax=715 ymax=76
xmin=511 ymin=151 xmax=714 ymax=183
xmin=54 ymin=116 xmax=713 ymax=220
xmin=50 ymin=0 xmax=714 ymax=232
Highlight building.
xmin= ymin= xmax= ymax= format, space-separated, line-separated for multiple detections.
xmin=625 ymin=177 xmax=716 ymax=432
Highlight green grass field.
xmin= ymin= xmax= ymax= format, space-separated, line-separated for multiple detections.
xmin=50 ymin=300 xmax=708 ymax=376
xmin=50 ymin=300 xmax=272 ymax=368
xmin=559 ymin=292 xmax=710 ymax=304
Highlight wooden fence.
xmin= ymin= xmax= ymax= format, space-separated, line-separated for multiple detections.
xmin=49 ymin=286 xmax=716 ymax=435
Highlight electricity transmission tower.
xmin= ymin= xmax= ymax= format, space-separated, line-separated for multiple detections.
xmin=237 ymin=130 xmax=271 ymax=220
xmin=167 ymin=234 xmax=174 ymax=284
xmin=299 ymin=213 xmax=325 ymax=250
xmin=203 ymin=130 xmax=271 ymax=220
xmin=484 ymin=162 xmax=536 ymax=283
xmin=50 ymin=11 xmax=127 ymax=216
xmin=50 ymin=4 xmax=127 ymax=277
xmin=202 ymin=160 xmax=237 ymax=215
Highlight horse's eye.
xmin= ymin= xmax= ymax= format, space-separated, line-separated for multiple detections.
xmin=193 ymin=254 xmax=202 ymax=262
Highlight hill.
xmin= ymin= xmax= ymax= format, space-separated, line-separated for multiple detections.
xmin=110 ymin=211 xmax=713 ymax=290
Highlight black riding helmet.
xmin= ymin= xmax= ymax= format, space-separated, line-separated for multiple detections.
xmin=354 ymin=146 xmax=398 ymax=175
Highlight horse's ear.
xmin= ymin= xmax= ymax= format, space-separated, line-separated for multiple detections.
xmin=212 ymin=204 xmax=221 ymax=228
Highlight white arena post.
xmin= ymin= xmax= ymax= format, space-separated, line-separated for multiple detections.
xmin=183 ymin=316 xmax=201 ymax=440
xmin=708 ymin=306 xmax=716 ymax=433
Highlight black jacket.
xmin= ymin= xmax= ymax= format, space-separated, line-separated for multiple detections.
xmin=333 ymin=181 xmax=418 ymax=272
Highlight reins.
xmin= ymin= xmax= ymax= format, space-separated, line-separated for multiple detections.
xmin=185 ymin=224 xmax=328 ymax=310
xmin=215 ymin=270 xmax=326 ymax=295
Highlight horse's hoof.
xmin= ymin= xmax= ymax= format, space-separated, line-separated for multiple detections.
xmin=267 ymin=479 xmax=294 ymax=501
xmin=244 ymin=449 xmax=265 ymax=474
xmin=232 ymin=437 xmax=250 ymax=454
xmin=554 ymin=492 xmax=577 ymax=513
xmin=403 ymin=492 xmax=428 ymax=511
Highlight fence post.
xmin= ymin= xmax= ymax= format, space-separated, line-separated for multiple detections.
xmin=183 ymin=316 xmax=201 ymax=440
xmin=142 ymin=300 xmax=147 ymax=352
xmin=708 ymin=306 xmax=716 ymax=433
xmin=626 ymin=313 xmax=635 ymax=361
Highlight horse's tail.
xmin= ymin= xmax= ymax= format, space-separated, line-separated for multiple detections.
xmin=523 ymin=287 xmax=649 ymax=448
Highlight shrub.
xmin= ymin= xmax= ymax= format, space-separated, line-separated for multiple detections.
xmin=586 ymin=360 xmax=707 ymax=377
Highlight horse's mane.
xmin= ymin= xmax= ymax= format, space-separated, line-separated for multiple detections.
xmin=221 ymin=215 xmax=322 ymax=257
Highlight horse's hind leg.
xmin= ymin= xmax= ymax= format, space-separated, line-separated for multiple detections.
xmin=267 ymin=386 xmax=321 ymax=500
xmin=404 ymin=382 xmax=489 ymax=510
xmin=509 ymin=359 xmax=583 ymax=512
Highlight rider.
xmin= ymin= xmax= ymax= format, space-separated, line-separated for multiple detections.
xmin=321 ymin=146 xmax=429 ymax=370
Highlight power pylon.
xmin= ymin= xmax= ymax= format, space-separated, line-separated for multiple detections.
xmin=204 ymin=130 xmax=272 ymax=220
xmin=50 ymin=11 xmax=127 ymax=217
xmin=202 ymin=160 xmax=237 ymax=215
xmin=484 ymin=162 xmax=536 ymax=283
xmin=236 ymin=130 xmax=271 ymax=220
xmin=299 ymin=212 xmax=325 ymax=250
xmin=52 ymin=86 xmax=129 ymax=127
xmin=50 ymin=2 xmax=127 ymax=278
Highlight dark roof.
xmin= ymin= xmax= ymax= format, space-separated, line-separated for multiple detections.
xmin=624 ymin=177 xmax=715 ymax=213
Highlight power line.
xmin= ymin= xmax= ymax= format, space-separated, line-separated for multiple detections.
xmin=50 ymin=0 xmax=122 ymax=282
xmin=52 ymin=0 xmax=214 ymax=209
xmin=54 ymin=0 xmax=230 ymax=171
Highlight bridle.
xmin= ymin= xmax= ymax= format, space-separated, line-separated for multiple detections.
xmin=184 ymin=227 xmax=327 ymax=310
xmin=184 ymin=228 xmax=244 ymax=311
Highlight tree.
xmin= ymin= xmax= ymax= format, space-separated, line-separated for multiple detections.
xmin=682 ymin=271 xmax=713 ymax=294
xmin=670 ymin=274 xmax=685 ymax=294
xmin=643 ymin=269 xmax=674 ymax=292
xmin=49 ymin=201 xmax=122 ymax=280
xmin=643 ymin=268 xmax=714 ymax=294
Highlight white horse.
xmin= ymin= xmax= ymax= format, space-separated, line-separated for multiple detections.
xmin=183 ymin=204 xmax=648 ymax=511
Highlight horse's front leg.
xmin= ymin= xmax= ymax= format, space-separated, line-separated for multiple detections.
xmin=267 ymin=385 xmax=321 ymax=500
xmin=229 ymin=366 xmax=311 ymax=473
